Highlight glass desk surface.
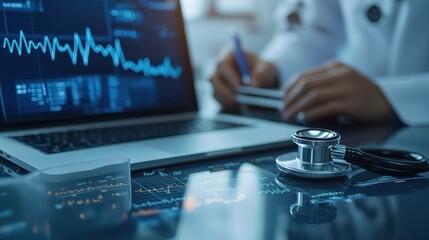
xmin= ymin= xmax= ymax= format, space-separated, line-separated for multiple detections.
xmin=1 ymin=126 xmax=429 ymax=240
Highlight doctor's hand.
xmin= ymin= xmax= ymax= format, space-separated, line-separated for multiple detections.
xmin=281 ymin=61 xmax=393 ymax=123
xmin=210 ymin=50 xmax=278 ymax=111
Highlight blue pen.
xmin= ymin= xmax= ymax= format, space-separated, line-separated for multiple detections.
xmin=231 ymin=31 xmax=251 ymax=85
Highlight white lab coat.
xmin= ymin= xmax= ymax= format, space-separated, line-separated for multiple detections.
xmin=261 ymin=0 xmax=429 ymax=126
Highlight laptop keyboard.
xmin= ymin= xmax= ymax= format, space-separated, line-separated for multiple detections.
xmin=11 ymin=119 xmax=245 ymax=154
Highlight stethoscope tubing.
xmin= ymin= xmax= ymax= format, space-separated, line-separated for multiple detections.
xmin=345 ymin=147 xmax=429 ymax=176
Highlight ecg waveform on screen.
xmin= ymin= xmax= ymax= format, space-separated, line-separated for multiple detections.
xmin=2 ymin=27 xmax=183 ymax=78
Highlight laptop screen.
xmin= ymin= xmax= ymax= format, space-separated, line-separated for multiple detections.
xmin=0 ymin=0 xmax=197 ymax=127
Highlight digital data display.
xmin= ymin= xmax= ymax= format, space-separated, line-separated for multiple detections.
xmin=0 ymin=0 xmax=194 ymax=124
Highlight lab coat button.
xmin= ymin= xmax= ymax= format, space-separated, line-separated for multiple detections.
xmin=366 ymin=5 xmax=382 ymax=23
xmin=287 ymin=12 xmax=301 ymax=25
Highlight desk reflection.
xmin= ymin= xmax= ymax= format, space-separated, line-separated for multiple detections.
xmin=0 ymin=157 xmax=131 ymax=240
xmin=125 ymin=154 xmax=429 ymax=240
xmin=2 ymin=127 xmax=429 ymax=239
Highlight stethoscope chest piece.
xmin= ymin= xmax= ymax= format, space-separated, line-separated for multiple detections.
xmin=276 ymin=129 xmax=351 ymax=179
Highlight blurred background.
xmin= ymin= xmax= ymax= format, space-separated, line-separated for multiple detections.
xmin=180 ymin=0 xmax=280 ymax=113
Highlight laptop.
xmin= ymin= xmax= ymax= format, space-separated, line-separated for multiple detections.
xmin=0 ymin=0 xmax=298 ymax=172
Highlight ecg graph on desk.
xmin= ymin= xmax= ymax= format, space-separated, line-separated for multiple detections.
xmin=0 ymin=0 xmax=192 ymax=122
xmin=130 ymin=161 xmax=292 ymax=218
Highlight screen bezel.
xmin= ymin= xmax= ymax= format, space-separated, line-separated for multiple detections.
xmin=0 ymin=0 xmax=198 ymax=131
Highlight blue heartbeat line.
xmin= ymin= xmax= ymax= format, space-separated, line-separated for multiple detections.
xmin=2 ymin=28 xmax=183 ymax=79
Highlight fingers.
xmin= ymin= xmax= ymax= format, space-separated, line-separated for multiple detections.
xmin=279 ymin=60 xmax=393 ymax=124
xmin=210 ymin=75 xmax=237 ymax=111
xmin=284 ymin=60 xmax=341 ymax=94
xmin=283 ymin=67 xmax=346 ymax=111
xmin=281 ymin=87 xmax=345 ymax=121
xmin=281 ymin=61 xmax=353 ymax=122
xmin=215 ymin=51 xmax=243 ymax=88
xmin=289 ymin=101 xmax=347 ymax=123
xmin=250 ymin=61 xmax=279 ymax=89
xmin=215 ymin=50 xmax=277 ymax=89
xmin=210 ymin=50 xmax=244 ymax=111
xmin=210 ymin=48 xmax=279 ymax=110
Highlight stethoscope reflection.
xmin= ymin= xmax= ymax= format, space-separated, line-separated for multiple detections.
xmin=276 ymin=169 xmax=429 ymax=224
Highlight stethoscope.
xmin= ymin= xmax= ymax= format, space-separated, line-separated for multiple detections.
xmin=276 ymin=129 xmax=429 ymax=179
